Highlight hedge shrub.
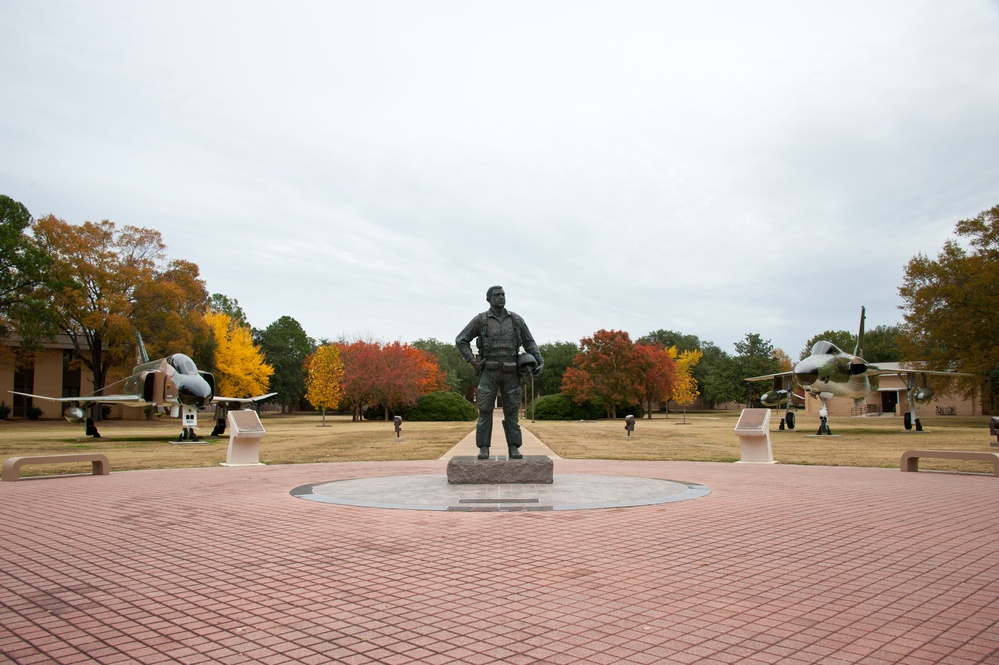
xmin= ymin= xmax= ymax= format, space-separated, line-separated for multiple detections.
xmin=407 ymin=391 xmax=478 ymax=421
xmin=532 ymin=394 xmax=600 ymax=420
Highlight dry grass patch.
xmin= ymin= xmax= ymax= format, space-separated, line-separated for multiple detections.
xmin=526 ymin=412 xmax=999 ymax=473
xmin=0 ymin=414 xmax=473 ymax=477
xmin=2 ymin=410 xmax=996 ymax=478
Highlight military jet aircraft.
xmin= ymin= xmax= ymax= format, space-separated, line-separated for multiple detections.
xmin=10 ymin=334 xmax=275 ymax=441
xmin=746 ymin=307 xmax=972 ymax=435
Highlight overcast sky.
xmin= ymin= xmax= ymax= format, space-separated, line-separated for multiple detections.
xmin=3 ymin=1 xmax=998 ymax=358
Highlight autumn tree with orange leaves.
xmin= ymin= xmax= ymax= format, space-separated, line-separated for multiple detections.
xmin=32 ymin=215 xmax=209 ymax=398
xmin=337 ymin=340 xmax=445 ymax=421
xmin=337 ymin=340 xmax=381 ymax=421
xmin=562 ymin=329 xmax=646 ymax=418
xmin=371 ymin=341 xmax=445 ymax=420
xmin=634 ymin=343 xmax=678 ymax=419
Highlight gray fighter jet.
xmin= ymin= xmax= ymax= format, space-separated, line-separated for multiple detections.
xmin=10 ymin=334 xmax=275 ymax=440
xmin=746 ymin=307 xmax=972 ymax=434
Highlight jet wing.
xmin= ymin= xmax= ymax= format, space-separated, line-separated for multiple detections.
xmin=745 ymin=372 xmax=794 ymax=382
xmin=862 ymin=364 xmax=975 ymax=378
xmin=212 ymin=392 xmax=277 ymax=406
xmin=9 ymin=391 xmax=149 ymax=406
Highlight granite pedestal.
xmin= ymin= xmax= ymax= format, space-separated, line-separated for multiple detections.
xmin=447 ymin=455 xmax=553 ymax=484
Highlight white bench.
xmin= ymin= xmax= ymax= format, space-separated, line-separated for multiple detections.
xmin=3 ymin=453 xmax=111 ymax=481
xmin=900 ymin=450 xmax=999 ymax=477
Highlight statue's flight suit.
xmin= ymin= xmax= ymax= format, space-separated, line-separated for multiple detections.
xmin=456 ymin=289 xmax=543 ymax=459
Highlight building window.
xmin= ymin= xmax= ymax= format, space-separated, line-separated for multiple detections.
xmin=13 ymin=367 xmax=33 ymax=418
xmin=63 ymin=350 xmax=82 ymax=398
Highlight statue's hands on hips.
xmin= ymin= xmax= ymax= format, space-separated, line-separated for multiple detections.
xmin=470 ymin=358 xmax=483 ymax=374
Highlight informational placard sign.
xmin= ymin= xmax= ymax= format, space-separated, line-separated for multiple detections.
xmin=733 ymin=408 xmax=775 ymax=464
xmin=221 ymin=409 xmax=267 ymax=466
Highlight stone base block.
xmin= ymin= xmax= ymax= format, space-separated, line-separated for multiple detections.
xmin=447 ymin=455 xmax=553 ymax=484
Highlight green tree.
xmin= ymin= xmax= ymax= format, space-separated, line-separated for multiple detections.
xmin=0 ymin=195 xmax=51 ymax=345
xmin=305 ymin=344 xmax=345 ymax=426
xmin=535 ymin=341 xmax=578 ymax=396
xmin=700 ymin=349 xmax=743 ymax=407
xmin=734 ymin=333 xmax=781 ymax=406
xmin=413 ymin=337 xmax=477 ymax=398
xmin=209 ymin=293 xmax=246 ymax=323
xmin=256 ymin=316 xmax=315 ymax=413
xmin=638 ymin=329 xmax=702 ymax=354
xmin=800 ymin=330 xmax=855 ymax=360
xmin=899 ymin=203 xmax=999 ymax=409
xmin=862 ymin=324 xmax=903 ymax=363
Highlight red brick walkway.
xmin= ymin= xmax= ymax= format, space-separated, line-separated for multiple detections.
xmin=2 ymin=460 xmax=997 ymax=664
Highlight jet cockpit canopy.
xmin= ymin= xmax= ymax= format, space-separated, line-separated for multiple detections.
xmin=810 ymin=341 xmax=842 ymax=356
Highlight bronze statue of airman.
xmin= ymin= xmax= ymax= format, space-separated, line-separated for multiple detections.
xmin=456 ymin=286 xmax=544 ymax=459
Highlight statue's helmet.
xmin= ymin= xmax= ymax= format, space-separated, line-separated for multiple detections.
xmin=517 ymin=353 xmax=538 ymax=375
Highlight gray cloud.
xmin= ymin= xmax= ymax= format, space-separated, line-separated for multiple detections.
xmin=2 ymin=0 xmax=998 ymax=356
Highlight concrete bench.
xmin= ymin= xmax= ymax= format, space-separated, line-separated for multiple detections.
xmin=900 ymin=450 xmax=999 ymax=477
xmin=2 ymin=454 xmax=111 ymax=481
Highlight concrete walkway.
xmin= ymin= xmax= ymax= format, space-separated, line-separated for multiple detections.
xmin=440 ymin=411 xmax=561 ymax=460
xmin=1 ymin=452 xmax=998 ymax=663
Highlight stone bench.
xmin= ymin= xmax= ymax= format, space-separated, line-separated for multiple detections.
xmin=900 ymin=450 xmax=999 ymax=477
xmin=2 ymin=454 xmax=111 ymax=481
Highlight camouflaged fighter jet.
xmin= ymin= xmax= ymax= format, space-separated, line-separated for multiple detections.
xmin=746 ymin=307 xmax=972 ymax=435
xmin=10 ymin=334 xmax=275 ymax=441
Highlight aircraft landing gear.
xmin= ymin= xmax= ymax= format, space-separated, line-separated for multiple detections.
xmin=210 ymin=418 xmax=226 ymax=436
xmin=903 ymin=411 xmax=923 ymax=432
xmin=785 ymin=411 xmax=795 ymax=430
xmin=176 ymin=427 xmax=200 ymax=442
xmin=85 ymin=417 xmax=101 ymax=438
xmin=816 ymin=397 xmax=832 ymax=435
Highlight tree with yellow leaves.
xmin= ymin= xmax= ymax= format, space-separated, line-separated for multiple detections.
xmin=670 ymin=347 xmax=703 ymax=422
xmin=305 ymin=344 xmax=345 ymax=426
xmin=204 ymin=310 xmax=273 ymax=397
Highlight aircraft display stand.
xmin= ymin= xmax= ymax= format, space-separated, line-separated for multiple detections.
xmin=221 ymin=410 xmax=267 ymax=466
xmin=734 ymin=408 xmax=776 ymax=464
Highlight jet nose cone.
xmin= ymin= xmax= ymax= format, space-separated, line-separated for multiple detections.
xmin=794 ymin=361 xmax=819 ymax=386
xmin=178 ymin=375 xmax=213 ymax=407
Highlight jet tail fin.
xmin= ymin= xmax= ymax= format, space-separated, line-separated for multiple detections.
xmin=136 ymin=332 xmax=150 ymax=364
xmin=853 ymin=306 xmax=865 ymax=358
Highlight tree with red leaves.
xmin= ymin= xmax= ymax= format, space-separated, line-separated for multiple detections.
xmin=561 ymin=329 xmax=644 ymax=418
xmin=337 ymin=340 xmax=445 ymax=421
xmin=337 ymin=340 xmax=382 ymax=422
xmin=371 ymin=341 xmax=445 ymax=420
xmin=634 ymin=343 xmax=678 ymax=419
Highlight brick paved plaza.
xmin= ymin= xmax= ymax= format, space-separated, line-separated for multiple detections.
xmin=2 ymin=449 xmax=998 ymax=664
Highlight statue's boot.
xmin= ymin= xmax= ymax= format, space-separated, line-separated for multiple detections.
xmin=508 ymin=446 xmax=523 ymax=459
xmin=477 ymin=447 xmax=490 ymax=460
